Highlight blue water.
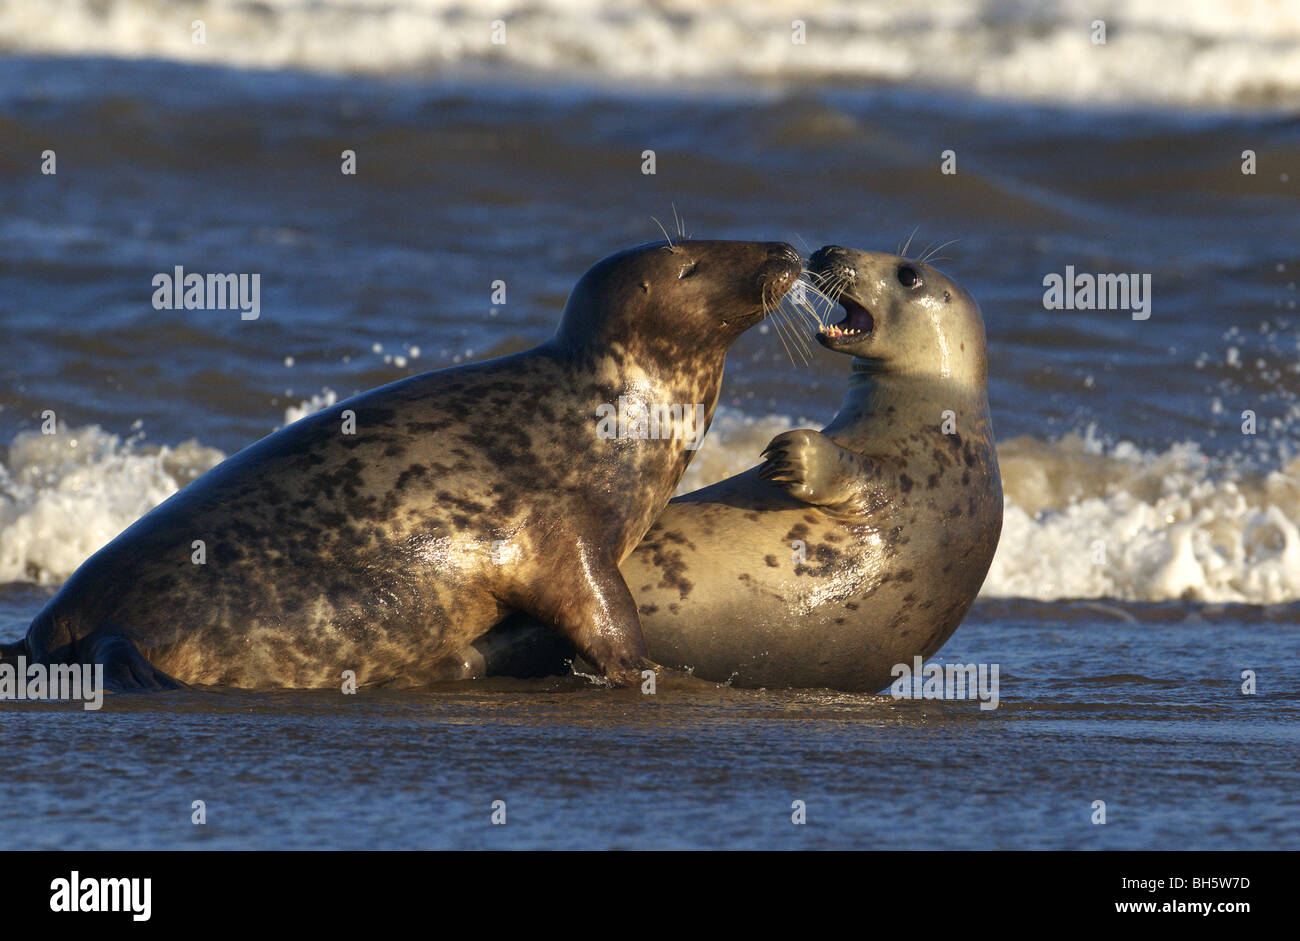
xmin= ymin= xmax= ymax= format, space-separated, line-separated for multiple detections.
xmin=2 ymin=592 xmax=1295 ymax=850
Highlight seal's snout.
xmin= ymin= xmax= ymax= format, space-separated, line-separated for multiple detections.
xmin=762 ymin=242 xmax=802 ymax=283
xmin=808 ymin=245 xmax=857 ymax=288
xmin=753 ymin=242 xmax=802 ymax=315
xmin=769 ymin=242 xmax=801 ymax=266
xmin=763 ymin=242 xmax=801 ymax=281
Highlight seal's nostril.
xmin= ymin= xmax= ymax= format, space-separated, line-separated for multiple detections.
xmin=768 ymin=242 xmax=800 ymax=265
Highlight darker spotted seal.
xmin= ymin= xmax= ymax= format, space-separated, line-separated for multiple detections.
xmin=3 ymin=240 xmax=802 ymax=689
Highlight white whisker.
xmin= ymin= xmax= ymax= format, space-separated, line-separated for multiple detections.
xmin=650 ymin=216 xmax=675 ymax=250
xmin=900 ymin=225 xmax=920 ymax=258
xmin=920 ymin=238 xmax=959 ymax=264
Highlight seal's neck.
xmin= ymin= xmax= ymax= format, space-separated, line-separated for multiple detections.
xmin=822 ymin=356 xmax=992 ymax=456
xmin=546 ymin=329 xmax=728 ymax=401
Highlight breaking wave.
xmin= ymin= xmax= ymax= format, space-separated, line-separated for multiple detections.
xmin=4 ymin=0 xmax=1300 ymax=108
xmin=2 ymin=401 xmax=1298 ymax=604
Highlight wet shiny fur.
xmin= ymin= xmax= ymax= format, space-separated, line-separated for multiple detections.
xmin=11 ymin=239 xmax=801 ymax=689
xmin=475 ymin=247 xmax=1002 ymax=692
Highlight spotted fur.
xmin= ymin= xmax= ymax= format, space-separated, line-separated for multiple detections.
xmin=21 ymin=240 xmax=801 ymax=689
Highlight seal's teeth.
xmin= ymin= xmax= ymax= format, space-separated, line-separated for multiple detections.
xmin=821 ymin=323 xmax=863 ymax=340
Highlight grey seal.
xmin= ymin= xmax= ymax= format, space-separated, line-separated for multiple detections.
xmin=473 ymin=246 xmax=1002 ymax=692
xmin=3 ymin=239 xmax=802 ymax=689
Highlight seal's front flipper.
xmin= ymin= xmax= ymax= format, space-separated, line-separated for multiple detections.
xmin=759 ymin=429 xmax=880 ymax=513
xmin=509 ymin=550 xmax=654 ymax=687
xmin=84 ymin=634 xmax=185 ymax=693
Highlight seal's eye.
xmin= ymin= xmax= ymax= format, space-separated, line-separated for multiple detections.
xmin=897 ymin=265 xmax=921 ymax=288
xmin=678 ymin=261 xmax=698 ymax=279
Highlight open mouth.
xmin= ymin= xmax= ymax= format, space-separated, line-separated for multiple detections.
xmin=818 ymin=293 xmax=874 ymax=345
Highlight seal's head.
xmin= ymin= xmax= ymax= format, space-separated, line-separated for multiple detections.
xmin=557 ymin=240 xmax=802 ymax=360
xmin=808 ymin=246 xmax=988 ymax=387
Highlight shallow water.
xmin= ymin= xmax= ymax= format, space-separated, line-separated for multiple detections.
xmin=3 ymin=588 xmax=1296 ymax=850
xmin=2 ymin=2 xmax=1299 ymax=850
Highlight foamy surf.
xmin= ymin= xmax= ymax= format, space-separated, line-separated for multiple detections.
xmin=2 ymin=406 xmax=1298 ymax=604
xmin=0 ymin=424 xmax=223 ymax=585
xmin=5 ymin=0 xmax=1300 ymax=108
xmin=991 ymin=429 xmax=1300 ymax=605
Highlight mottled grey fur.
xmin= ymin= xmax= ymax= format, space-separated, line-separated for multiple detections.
xmin=8 ymin=240 xmax=801 ymax=689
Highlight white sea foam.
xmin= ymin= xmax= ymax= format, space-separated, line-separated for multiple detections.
xmin=989 ymin=429 xmax=1300 ymax=604
xmin=2 ymin=407 xmax=1298 ymax=603
xmin=5 ymin=0 xmax=1300 ymax=108
xmin=0 ymin=425 xmax=223 ymax=585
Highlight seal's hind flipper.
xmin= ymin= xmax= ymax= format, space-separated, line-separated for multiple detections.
xmin=0 ymin=637 xmax=26 ymax=662
xmin=471 ymin=612 xmax=575 ymax=678
xmin=85 ymin=635 xmax=185 ymax=692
